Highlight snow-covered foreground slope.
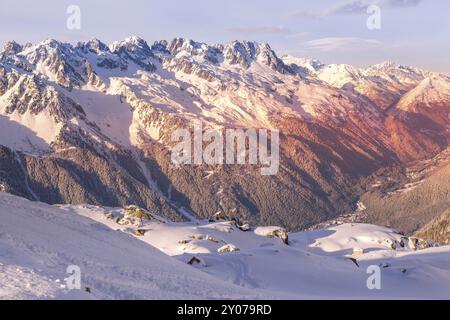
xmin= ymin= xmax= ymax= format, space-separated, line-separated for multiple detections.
xmin=2 ymin=192 xmax=450 ymax=299
xmin=0 ymin=192 xmax=270 ymax=300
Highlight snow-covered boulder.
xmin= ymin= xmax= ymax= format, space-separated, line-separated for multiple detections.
xmin=238 ymin=223 xmax=251 ymax=232
xmin=408 ymin=237 xmax=438 ymax=250
xmin=352 ymin=248 xmax=364 ymax=257
xmin=124 ymin=205 xmax=153 ymax=220
xmin=255 ymin=226 xmax=289 ymax=244
xmin=386 ymin=236 xmax=437 ymax=251
xmin=191 ymin=234 xmax=220 ymax=243
xmin=217 ymin=244 xmax=240 ymax=254
xmin=117 ymin=205 xmax=157 ymax=227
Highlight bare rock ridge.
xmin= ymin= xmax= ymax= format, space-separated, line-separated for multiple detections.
xmin=0 ymin=37 xmax=449 ymax=232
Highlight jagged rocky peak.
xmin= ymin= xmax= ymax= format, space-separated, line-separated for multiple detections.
xmin=77 ymin=38 xmax=109 ymax=54
xmin=319 ymin=63 xmax=364 ymax=84
xmin=19 ymin=38 xmax=76 ymax=64
xmin=223 ymin=40 xmax=290 ymax=73
xmin=109 ymin=36 xmax=156 ymax=72
xmin=256 ymin=42 xmax=292 ymax=74
xmin=224 ymin=40 xmax=259 ymax=67
xmin=366 ymin=60 xmax=405 ymax=74
xmin=7 ymin=39 xmax=84 ymax=89
xmin=151 ymin=40 xmax=170 ymax=55
xmin=2 ymin=74 xmax=43 ymax=114
xmin=166 ymin=38 xmax=183 ymax=54
xmin=1 ymin=37 xmax=295 ymax=76
xmin=167 ymin=38 xmax=203 ymax=54
xmin=1 ymin=40 xmax=23 ymax=56
xmin=167 ymin=38 xmax=223 ymax=65
xmin=110 ymin=36 xmax=152 ymax=56
xmin=40 ymin=38 xmax=62 ymax=48
xmin=83 ymin=59 xmax=105 ymax=88
xmin=373 ymin=60 xmax=398 ymax=69
xmin=1 ymin=72 xmax=76 ymax=120
xmin=30 ymin=38 xmax=75 ymax=55
xmin=364 ymin=60 xmax=426 ymax=83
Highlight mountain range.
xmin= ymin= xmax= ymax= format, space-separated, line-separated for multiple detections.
xmin=0 ymin=37 xmax=449 ymax=236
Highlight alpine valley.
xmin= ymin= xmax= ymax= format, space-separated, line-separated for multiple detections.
xmin=1 ymin=37 xmax=449 ymax=232
xmin=0 ymin=37 xmax=449 ymax=299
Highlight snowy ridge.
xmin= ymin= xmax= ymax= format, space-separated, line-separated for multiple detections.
xmin=397 ymin=74 xmax=450 ymax=110
xmin=1 ymin=37 xmax=448 ymax=155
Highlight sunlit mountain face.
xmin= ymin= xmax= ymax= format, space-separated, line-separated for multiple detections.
xmin=1 ymin=37 xmax=448 ymax=230
xmin=0 ymin=35 xmax=449 ymax=300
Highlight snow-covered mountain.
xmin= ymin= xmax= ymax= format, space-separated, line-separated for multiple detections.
xmin=1 ymin=192 xmax=449 ymax=299
xmin=0 ymin=37 xmax=449 ymax=233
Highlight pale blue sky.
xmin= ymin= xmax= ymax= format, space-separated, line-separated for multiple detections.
xmin=0 ymin=0 xmax=449 ymax=71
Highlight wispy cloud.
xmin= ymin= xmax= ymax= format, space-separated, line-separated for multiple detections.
xmin=304 ymin=37 xmax=382 ymax=51
xmin=284 ymin=32 xmax=310 ymax=39
xmin=227 ymin=26 xmax=291 ymax=35
xmin=290 ymin=0 xmax=422 ymax=18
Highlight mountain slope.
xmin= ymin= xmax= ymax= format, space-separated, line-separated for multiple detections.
xmin=0 ymin=37 xmax=449 ymax=232
xmin=415 ymin=208 xmax=450 ymax=245
xmin=360 ymin=148 xmax=450 ymax=234
xmin=2 ymin=192 xmax=450 ymax=299
xmin=0 ymin=192 xmax=269 ymax=299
